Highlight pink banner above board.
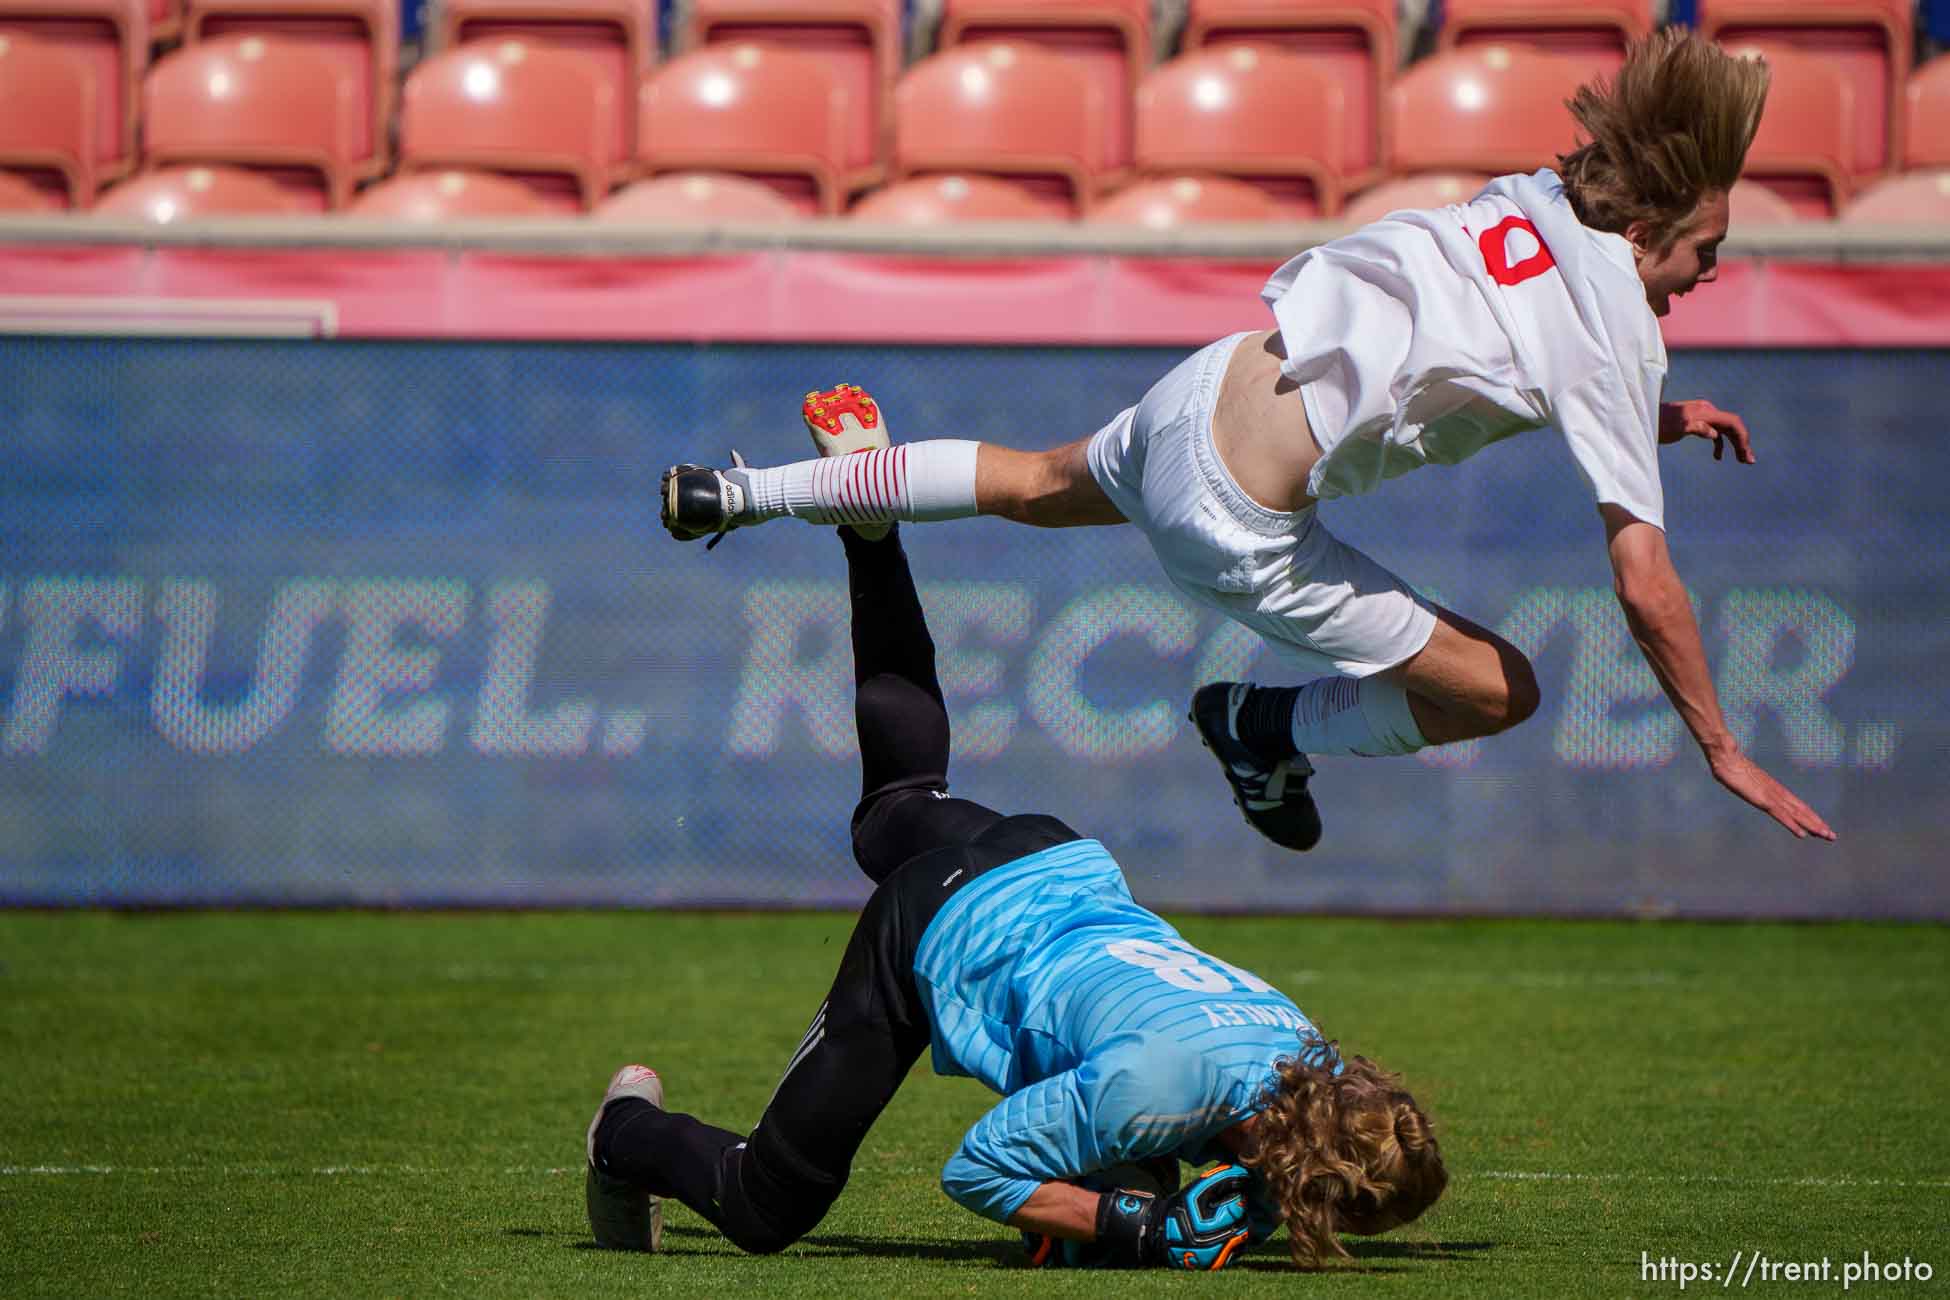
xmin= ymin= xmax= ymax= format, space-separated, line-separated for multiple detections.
xmin=2 ymin=246 xmax=1947 ymax=345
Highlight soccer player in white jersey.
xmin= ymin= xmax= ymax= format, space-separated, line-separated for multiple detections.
xmin=661 ymin=31 xmax=1835 ymax=852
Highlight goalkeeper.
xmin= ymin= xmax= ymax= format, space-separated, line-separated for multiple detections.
xmin=584 ymin=401 xmax=1446 ymax=1269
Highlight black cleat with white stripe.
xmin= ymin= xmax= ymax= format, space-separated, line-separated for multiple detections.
xmin=1189 ymin=682 xmax=1323 ymax=852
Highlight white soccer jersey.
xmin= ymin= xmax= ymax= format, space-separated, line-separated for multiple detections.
xmin=1261 ymin=168 xmax=1669 ymax=529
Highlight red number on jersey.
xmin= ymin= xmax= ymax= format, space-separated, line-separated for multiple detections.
xmin=1478 ymin=215 xmax=1556 ymax=286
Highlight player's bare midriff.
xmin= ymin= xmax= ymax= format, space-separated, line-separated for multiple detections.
xmin=1211 ymin=328 xmax=1322 ymax=514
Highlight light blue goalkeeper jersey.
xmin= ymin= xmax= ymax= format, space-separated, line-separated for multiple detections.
xmin=914 ymin=836 xmax=1337 ymax=1224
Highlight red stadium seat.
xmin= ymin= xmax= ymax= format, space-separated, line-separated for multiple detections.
xmin=636 ymin=43 xmax=853 ymax=215
xmin=436 ymin=0 xmax=652 ymax=166
xmin=1389 ymin=45 xmax=1589 ymax=178
xmin=938 ymin=0 xmax=1151 ymax=173
xmin=1340 ymin=171 xmax=1491 ymax=223
xmin=1700 ymin=0 xmax=1912 ymax=174
xmin=689 ymin=0 xmax=898 ymax=187
xmin=1180 ymin=0 xmax=1396 ymax=184
xmin=1438 ymin=0 xmax=1653 ymax=67
xmin=142 ymin=36 xmax=360 ymax=209
xmin=1088 ymin=173 xmax=1292 ymax=226
xmin=1907 ymin=55 xmax=1950 ymax=169
xmin=0 ymin=0 xmax=145 ymax=178
xmin=0 ymin=165 xmax=63 ymax=209
xmin=1840 ymin=170 xmax=1950 ymax=223
xmin=93 ymin=163 xmax=308 ymax=217
xmin=149 ymin=0 xmax=176 ymax=39
xmin=183 ymin=0 xmax=396 ymax=176
xmin=349 ymin=168 xmax=558 ymax=218
xmin=1733 ymin=44 xmax=1854 ymax=217
xmin=0 ymin=32 xmax=95 ymax=207
xmin=893 ymin=41 xmax=1106 ymax=216
xmin=1135 ymin=46 xmax=1348 ymax=217
xmin=1728 ymin=175 xmax=1803 ymax=224
xmin=400 ymin=40 xmax=615 ymax=211
xmin=848 ymin=172 xmax=1070 ymax=222
xmin=598 ymin=171 xmax=808 ymax=222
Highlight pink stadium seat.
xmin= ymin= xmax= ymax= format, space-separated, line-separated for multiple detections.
xmin=0 ymin=0 xmax=145 ymax=178
xmin=1907 ymin=55 xmax=1950 ymax=169
xmin=437 ymin=0 xmax=652 ymax=166
xmin=597 ymin=171 xmax=808 ymax=222
xmin=0 ymin=32 xmax=95 ymax=207
xmin=689 ymin=0 xmax=898 ymax=187
xmin=1700 ymin=0 xmax=1912 ymax=174
xmin=400 ymin=40 xmax=615 ymax=211
xmin=893 ymin=41 xmax=1106 ymax=216
xmin=1389 ymin=45 xmax=1590 ymax=178
xmin=1728 ymin=175 xmax=1803 ymax=224
xmin=849 ymin=172 xmax=1071 ymax=222
xmin=1180 ymin=0 xmax=1396 ymax=185
xmin=1438 ymin=0 xmax=1653 ymax=67
xmin=1340 ymin=171 xmax=1491 ymax=223
xmin=1733 ymin=44 xmax=1854 ymax=217
xmin=1135 ymin=46 xmax=1348 ymax=217
xmin=0 ymin=165 xmax=63 ymax=209
xmin=142 ymin=36 xmax=359 ymax=209
xmin=1841 ymin=170 xmax=1950 ymax=223
xmin=1089 ymin=173 xmax=1292 ymax=226
xmin=637 ymin=43 xmax=853 ymax=215
xmin=183 ymin=0 xmax=396 ymax=176
xmin=938 ymin=0 xmax=1151 ymax=174
xmin=349 ymin=168 xmax=558 ymax=218
xmin=92 ymin=163 xmax=308 ymax=218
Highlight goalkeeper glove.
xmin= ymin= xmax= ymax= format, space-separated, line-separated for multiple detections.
xmin=1094 ymin=1163 xmax=1251 ymax=1271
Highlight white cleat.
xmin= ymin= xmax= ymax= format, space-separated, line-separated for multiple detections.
xmin=585 ymin=1064 xmax=664 ymax=1252
xmin=803 ymin=383 xmax=892 ymax=541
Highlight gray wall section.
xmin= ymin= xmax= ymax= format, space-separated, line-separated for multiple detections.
xmin=0 ymin=338 xmax=1943 ymax=917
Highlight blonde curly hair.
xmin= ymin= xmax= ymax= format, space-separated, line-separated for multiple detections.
xmin=1557 ymin=28 xmax=1771 ymax=248
xmin=1241 ymin=1045 xmax=1447 ymax=1268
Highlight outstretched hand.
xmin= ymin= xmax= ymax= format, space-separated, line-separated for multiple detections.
xmin=1709 ymin=748 xmax=1837 ymax=840
xmin=1660 ymin=399 xmax=1755 ymax=463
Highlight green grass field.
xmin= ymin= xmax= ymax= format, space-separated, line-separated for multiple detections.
xmin=2 ymin=912 xmax=1946 ymax=1298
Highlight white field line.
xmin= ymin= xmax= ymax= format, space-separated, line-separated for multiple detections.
xmin=5 ymin=1165 xmax=1947 ymax=1190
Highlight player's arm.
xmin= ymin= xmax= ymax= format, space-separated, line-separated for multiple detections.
xmin=1601 ymin=504 xmax=1835 ymax=840
xmin=1658 ymin=398 xmax=1755 ymax=463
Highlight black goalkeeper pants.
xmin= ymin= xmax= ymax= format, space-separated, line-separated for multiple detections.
xmin=593 ymin=527 xmax=1081 ymax=1253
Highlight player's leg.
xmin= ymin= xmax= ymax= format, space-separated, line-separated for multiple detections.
xmin=588 ymin=872 xmax=938 ymax=1254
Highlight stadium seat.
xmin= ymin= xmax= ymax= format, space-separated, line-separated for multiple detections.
xmin=1389 ymin=45 xmax=1589 ymax=179
xmin=848 ymin=172 xmax=1071 ymax=221
xmin=1907 ymin=55 xmax=1950 ymax=169
xmin=1732 ymin=44 xmax=1854 ymax=217
xmin=892 ymin=41 xmax=1106 ymax=216
xmin=1840 ymin=170 xmax=1950 ymax=223
xmin=597 ymin=171 xmax=808 ymax=222
xmin=636 ymin=43 xmax=853 ymax=215
xmin=349 ymin=168 xmax=558 ymax=218
xmin=1437 ymin=0 xmax=1653 ymax=68
xmin=1699 ymin=0 xmax=1912 ymax=174
xmin=0 ymin=32 xmax=95 ymax=208
xmin=399 ymin=39 xmax=615 ymax=211
xmin=436 ymin=0 xmax=652 ymax=166
xmin=1135 ymin=45 xmax=1348 ymax=217
xmin=1339 ymin=171 xmax=1491 ymax=223
xmin=1728 ymin=175 xmax=1803 ymax=223
xmin=1180 ymin=0 xmax=1396 ymax=185
xmin=183 ymin=0 xmax=396 ymax=176
xmin=1088 ymin=173 xmax=1292 ymax=226
xmin=142 ymin=36 xmax=360 ymax=209
xmin=937 ymin=0 xmax=1151 ymax=173
xmin=92 ymin=163 xmax=308 ymax=218
xmin=0 ymin=0 xmax=145 ymax=178
xmin=688 ymin=0 xmax=898 ymax=187
xmin=0 ymin=165 xmax=61 ymax=209
xmin=149 ymin=0 xmax=176 ymax=39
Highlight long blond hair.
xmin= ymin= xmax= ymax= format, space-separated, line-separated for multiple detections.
xmin=1557 ymin=28 xmax=1771 ymax=246
xmin=1242 ymin=1046 xmax=1447 ymax=1268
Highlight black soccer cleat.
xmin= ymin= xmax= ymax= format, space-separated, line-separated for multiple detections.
xmin=660 ymin=453 xmax=750 ymax=549
xmin=1189 ymin=681 xmax=1323 ymax=852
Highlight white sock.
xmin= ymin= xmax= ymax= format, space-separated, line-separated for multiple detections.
xmin=737 ymin=441 xmax=982 ymax=526
xmin=1287 ymin=675 xmax=1427 ymax=757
